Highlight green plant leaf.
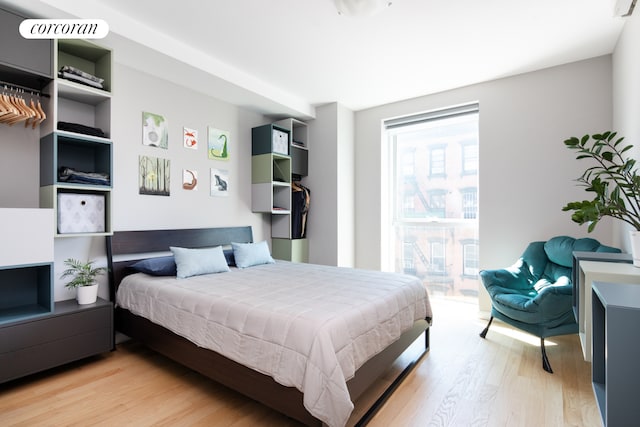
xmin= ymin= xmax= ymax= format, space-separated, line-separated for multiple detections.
xmin=563 ymin=131 xmax=640 ymax=232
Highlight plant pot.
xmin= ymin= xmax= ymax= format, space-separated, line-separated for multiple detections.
xmin=76 ymin=283 xmax=99 ymax=305
xmin=630 ymin=230 xmax=640 ymax=267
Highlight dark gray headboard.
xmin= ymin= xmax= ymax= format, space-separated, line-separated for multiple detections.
xmin=106 ymin=226 xmax=253 ymax=301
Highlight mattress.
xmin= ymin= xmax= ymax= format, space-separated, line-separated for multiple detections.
xmin=116 ymin=261 xmax=431 ymax=427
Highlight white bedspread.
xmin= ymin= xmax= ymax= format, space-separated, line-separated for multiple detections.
xmin=116 ymin=261 xmax=431 ymax=427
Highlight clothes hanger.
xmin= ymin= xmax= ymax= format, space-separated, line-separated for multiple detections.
xmin=5 ymin=90 xmax=29 ymax=125
xmin=0 ymin=89 xmax=19 ymax=123
xmin=0 ymin=84 xmax=44 ymax=127
xmin=34 ymin=98 xmax=46 ymax=127
xmin=25 ymin=93 xmax=44 ymax=128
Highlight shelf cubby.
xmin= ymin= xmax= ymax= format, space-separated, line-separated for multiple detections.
xmin=40 ymin=185 xmax=112 ymax=237
xmin=0 ymin=263 xmax=53 ymax=325
xmin=251 ymin=153 xmax=292 ymax=215
xmin=57 ymin=39 xmax=111 ymax=93
xmin=40 ymin=132 xmax=112 ymax=188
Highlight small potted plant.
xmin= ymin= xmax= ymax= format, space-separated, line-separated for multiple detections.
xmin=562 ymin=131 xmax=640 ymax=265
xmin=60 ymin=258 xmax=107 ymax=304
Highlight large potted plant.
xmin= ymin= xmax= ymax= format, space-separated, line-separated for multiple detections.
xmin=562 ymin=131 xmax=640 ymax=265
xmin=60 ymin=258 xmax=107 ymax=304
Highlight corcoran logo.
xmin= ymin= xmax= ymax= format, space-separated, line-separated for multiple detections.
xmin=19 ymin=19 xmax=109 ymax=39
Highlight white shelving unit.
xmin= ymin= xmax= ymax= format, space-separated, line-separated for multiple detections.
xmin=39 ymin=39 xmax=113 ymax=237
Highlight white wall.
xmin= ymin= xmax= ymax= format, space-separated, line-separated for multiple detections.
xmin=109 ymin=63 xmax=269 ymax=232
xmin=612 ymin=12 xmax=640 ymax=251
xmin=306 ymin=102 xmax=355 ymax=267
xmin=52 ymin=62 xmax=271 ymax=301
xmin=307 ymin=104 xmax=338 ymax=265
xmin=337 ymin=104 xmax=355 ymax=267
xmin=355 ymin=56 xmax=614 ymax=312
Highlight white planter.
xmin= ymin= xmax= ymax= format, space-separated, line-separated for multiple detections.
xmin=76 ymin=284 xmax=99 ymax=305
xmin=630 ymin=230 xmax=640 ymax=267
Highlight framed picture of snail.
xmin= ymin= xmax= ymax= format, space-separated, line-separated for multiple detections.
xmin=182 ymin=169 xmax=198 ymax=191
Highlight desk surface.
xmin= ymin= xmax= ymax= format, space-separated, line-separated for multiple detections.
xmin=592 ymin=281 xmax=640 ymax=309
xmin=580 ymin=260 xmax=640 ymax=276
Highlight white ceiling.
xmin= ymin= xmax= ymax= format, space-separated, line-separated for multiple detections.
xmin=2 ymin=0 xmax=628 ymax=118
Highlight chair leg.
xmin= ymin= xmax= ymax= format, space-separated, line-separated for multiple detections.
xmin=541 ymin=337 xmax=553 ymax=373
xmin=479 ymin=316 xmax=494 ymax=338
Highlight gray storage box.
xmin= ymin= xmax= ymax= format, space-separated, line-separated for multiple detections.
xmin=57 ymin=193 xmax=105 ymax=233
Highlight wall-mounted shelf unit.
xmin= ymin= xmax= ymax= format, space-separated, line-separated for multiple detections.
xmin=39 ymin=38 xmax=113 ymax=237
xmin=252 ymin=120 xmax=309 ymax=261
xmin=0 ymin=15 xmax=115 ymax=384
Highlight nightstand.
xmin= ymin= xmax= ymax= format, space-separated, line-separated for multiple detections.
xmin=0 ymin=297 xmax=113 ymax=383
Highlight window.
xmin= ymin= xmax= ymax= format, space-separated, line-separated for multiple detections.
xmin=429 ymin=146 xmax=446 ymax=178
xmin=402 ymin=241 xmax=415 ymax=272
xmin=461 ymin=142 xmax=478 ymax=175
xmin=427 ymin=189 xmax=447 ymax=218
xmin=462 ymin=240 xmax=479 ymax=277
xmin=385 ymin=103 xmax=479 ymax=301
xmin=402 ymin=148 xmax=416 ymax=176
xmin=429 ymin=240 xmax=446 ymax=274
xmin=460 ymin=187 xmax=478 ymax=219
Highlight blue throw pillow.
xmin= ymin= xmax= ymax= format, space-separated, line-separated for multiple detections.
xmin=130 ymin=256 xmax=177 ymax=276
xmin=170 ymin=246 xmax=230 ymax=278
xmin=232 ymin=241 xmax=275 ymax=268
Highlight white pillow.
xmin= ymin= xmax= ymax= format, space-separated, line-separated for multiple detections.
xmin=231 ymin=241 xmax=275 ymax=268
xmin=170 ymin=246 xmax=230 ymax=278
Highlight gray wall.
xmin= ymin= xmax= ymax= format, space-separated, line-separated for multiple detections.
xmin=306 ymin=102 xmax=355 ymax=267
xmin=612 ymin=11 xmax=640 ymax=251
xmin=0 ymin=120 xmax=40 ymax=208
xmin=354 ymin=56 xmax=614 ymax=312
xmin=109 ymin=63 xmax=268 ymax=233
xmin=55 ymin=63 xmax=272 ymax=300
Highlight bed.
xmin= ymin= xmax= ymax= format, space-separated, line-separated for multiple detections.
xmin=107 ymin=226 xmax=432 ymax=427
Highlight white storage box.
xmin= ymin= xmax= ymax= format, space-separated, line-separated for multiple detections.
xmin=57 ymin=193 xmax=106 ymax=233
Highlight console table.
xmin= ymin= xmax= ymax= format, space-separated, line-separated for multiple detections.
xmin=577 ymin=261 xmax=640 ymax=361
xmin=591 ymin=281 xmax=640 ymax=426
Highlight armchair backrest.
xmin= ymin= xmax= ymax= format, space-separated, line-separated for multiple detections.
xmin=521 ymin=236 xmax=621 ymax=284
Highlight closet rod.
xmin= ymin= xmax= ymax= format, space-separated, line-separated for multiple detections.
xmin=0 ymin=80 xmax=50 ymax=98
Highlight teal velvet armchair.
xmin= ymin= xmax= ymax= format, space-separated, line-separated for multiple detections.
xmin=479 ymin=236 xmax=620 ymax=373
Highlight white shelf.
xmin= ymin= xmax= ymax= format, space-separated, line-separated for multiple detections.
xmin=56 ymin=79 xmax=111 ymax=104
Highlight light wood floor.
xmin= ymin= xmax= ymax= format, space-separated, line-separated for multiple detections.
xmin=0 ymin=298 xmax=601 ymax=427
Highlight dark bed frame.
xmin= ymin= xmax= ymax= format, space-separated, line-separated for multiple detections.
xmin=107 ymin=226 xmax=430 ymax=426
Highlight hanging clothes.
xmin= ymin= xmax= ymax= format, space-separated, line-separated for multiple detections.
xmin=291 ymin=182 xmax=310 ymax=239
